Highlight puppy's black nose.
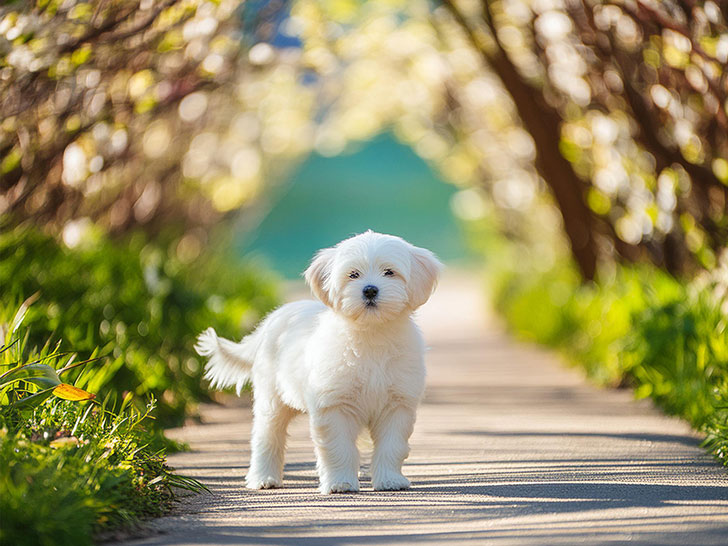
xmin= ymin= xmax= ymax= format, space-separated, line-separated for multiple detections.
xmin=362 ymin=285 xmax=379 ymax=300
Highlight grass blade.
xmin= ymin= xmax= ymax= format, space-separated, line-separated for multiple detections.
xmin=10 ymin=386 xmax=55 ymax=409
xmin=0 ymin=363 xmax=61 ymax=389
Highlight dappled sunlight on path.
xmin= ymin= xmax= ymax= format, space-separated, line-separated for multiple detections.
xmin=118 ymin=270 xmax=728 ymax=546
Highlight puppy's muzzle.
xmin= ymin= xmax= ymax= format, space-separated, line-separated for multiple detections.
xmin=362 ymin=285 xmax=378 ymax=306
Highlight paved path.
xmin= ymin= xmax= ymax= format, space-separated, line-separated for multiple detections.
xmin=122 ymin=272 xmax=728 ymax=545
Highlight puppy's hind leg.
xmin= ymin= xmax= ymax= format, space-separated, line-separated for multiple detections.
xmin=246 ymin=398 xmax=297 ymax=489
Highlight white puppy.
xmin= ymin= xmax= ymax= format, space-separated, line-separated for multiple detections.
xmin=195 ymin=230 xmax=442 ymax=494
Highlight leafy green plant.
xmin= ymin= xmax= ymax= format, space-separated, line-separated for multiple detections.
xmin=0 ymin=221 xmax=279 ymax=543
xmin=0 ymin=302 xmax=206 ymax=546
xmin=0 ymin=223 xmax=279 ymax=426
xmin=0 ymin=299 xmax=98 ymax=410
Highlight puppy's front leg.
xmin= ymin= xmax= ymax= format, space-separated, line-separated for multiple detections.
xmin=311 ymin=407 xmax=361 ymax=494
xmin=370 ymin=404 xmax=416 ymax=491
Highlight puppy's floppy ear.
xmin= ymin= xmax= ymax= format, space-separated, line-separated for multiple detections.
xmin=407 ymin=245 xmax=443 ymax=309
xmin=304 ymin=247 xmax=337 ymax=307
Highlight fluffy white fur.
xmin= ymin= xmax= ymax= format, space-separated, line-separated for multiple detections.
xmin=195 ymin=231 xmax=442 ymax=494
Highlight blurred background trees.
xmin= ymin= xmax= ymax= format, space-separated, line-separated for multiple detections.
xmin=2 ymin=0 xmax=727 ymax=276
xmin=442 ymin=0 xmax=728 ymax=278
xmin=1 ymin=0 xmax=306 ymax=254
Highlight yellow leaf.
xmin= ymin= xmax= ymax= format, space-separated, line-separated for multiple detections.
xmin=53 ymin=383 xmax=96 ymax=401
xmin=50 ymin=436 xmax=80 ymax=449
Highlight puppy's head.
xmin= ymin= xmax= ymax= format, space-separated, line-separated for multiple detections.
xmin=304 ymin=231 xmax=442 ymax=324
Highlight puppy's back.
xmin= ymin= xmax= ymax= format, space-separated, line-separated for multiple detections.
xmin=254 ymin=299 xmax=327 ymax=360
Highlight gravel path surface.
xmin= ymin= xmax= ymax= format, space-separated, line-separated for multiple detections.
xmin=118 ymin=271 xmax=728 ymax=545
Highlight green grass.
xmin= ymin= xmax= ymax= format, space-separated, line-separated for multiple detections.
xmin=0 ymin=223 xmax=279 ymax=426
xmin=492 ymin=260 xmax=728 ymax=467
xmin=0 ymin=221 xmax=282 ymax=544
xmin=0 ymin=304 xmax=207 ymax=546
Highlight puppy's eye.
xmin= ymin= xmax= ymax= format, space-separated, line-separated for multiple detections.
xmin=383 ymin=269 xmax=395 ymax=277
xmin=349 ymin=271 xmax=360 ymax=279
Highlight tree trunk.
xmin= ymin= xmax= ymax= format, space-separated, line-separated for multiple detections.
xmin=486 ymin=51 xmax=599 ymax=281
xmin=441 ymin=0 xmax=599 ymax=280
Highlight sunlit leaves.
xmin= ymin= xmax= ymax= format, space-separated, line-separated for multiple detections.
xmin=1 ymin=148 xmax=21 ymax=174
xmin=713 ymin=158 xmax=728 ymax=184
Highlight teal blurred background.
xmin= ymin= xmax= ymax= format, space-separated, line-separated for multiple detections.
xmin=235 ymin=133 xmax=470 ymax=278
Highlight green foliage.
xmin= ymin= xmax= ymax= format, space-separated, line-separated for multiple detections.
xmin=0 ymin=314 xmax=206 ymax=546
xmin=0 ymin=224 xmax=279 ymax=426
xmin=0 ymin=404 xmax=187 ymax=546
xmin=0 ymin=216 xmax=279 ymax=543
xmin=493 ymin=263 xmax=682 ymax=384
xmin=493 ymin=261 xmax=728 ymax=466
xmin=0 ymin=325 xmax=98 ymax=409
xmin=622 ymin=293 xmax=728 ymax=428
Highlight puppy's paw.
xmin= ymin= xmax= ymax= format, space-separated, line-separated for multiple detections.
xmin=320 ymin=480 xmax=360 ymax=494
xmin=246 ymin=475 xmax=282 ymax=489
xmin=372 ymin=473 xmax=410 ymax=491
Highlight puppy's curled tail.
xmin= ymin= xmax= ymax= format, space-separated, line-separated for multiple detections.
xmin=194 ymin=328 xmax=258 ymax=395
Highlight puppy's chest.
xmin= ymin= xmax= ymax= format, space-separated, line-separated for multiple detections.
xmin=310 ymin=338 xmax=422 ymax=414
xmin=347 ymin=361 xmax=390 ymax=399
xmin=337 ymin=350 xmax=408 ymax=407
